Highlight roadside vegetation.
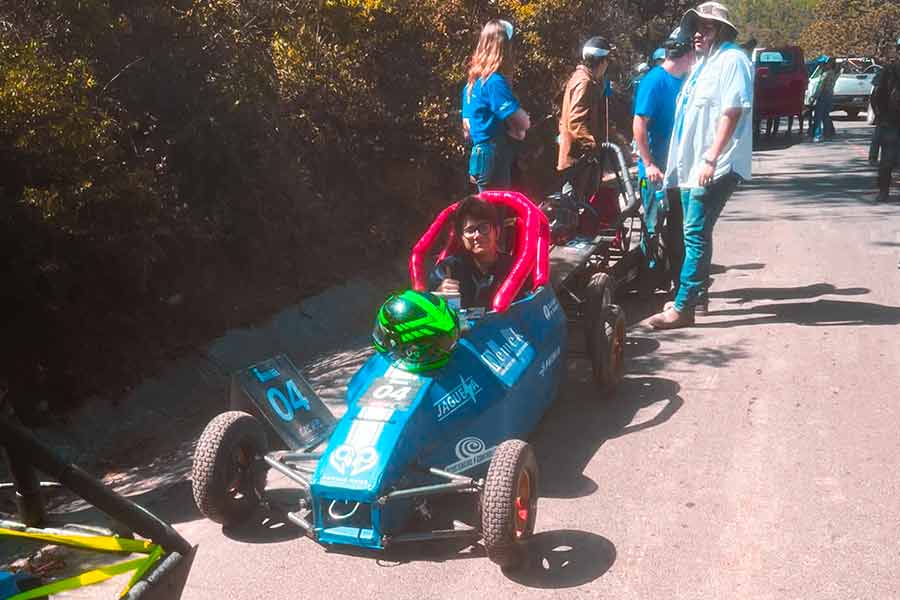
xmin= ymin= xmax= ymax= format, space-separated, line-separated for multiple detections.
xmin=1 ymin=0 xmax=891 ymax=421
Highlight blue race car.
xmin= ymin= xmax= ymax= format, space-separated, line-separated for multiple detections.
xmin=191 ymin=192 xmax=570 ymax=568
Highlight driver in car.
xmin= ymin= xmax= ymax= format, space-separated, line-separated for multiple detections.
xmin=429 ymin=195 xmax=527 ymax=309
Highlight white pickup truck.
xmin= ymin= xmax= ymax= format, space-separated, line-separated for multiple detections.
xmin=805 ymin=57 xmax=881 ymax=119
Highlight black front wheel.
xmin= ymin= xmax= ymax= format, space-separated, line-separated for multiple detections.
xmin=192 ymin=411 xmax=268 ymax=526
xmin=481 ymin=440 xmax=539 ymax=569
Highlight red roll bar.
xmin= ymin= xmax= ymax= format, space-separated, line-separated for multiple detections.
xmin=408 ymin=191 xmax=549 ymax=313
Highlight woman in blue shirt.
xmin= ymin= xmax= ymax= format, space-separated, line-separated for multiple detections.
xmin=462 ymin=19 xmax=531 ymax=191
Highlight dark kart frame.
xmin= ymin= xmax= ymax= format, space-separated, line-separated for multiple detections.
xmin=542 ymin=142 xmax=642 ymax=389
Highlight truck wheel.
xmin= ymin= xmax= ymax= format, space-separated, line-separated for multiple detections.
xmin=192 ymin=411 xmax=268 ymax=526
xmin=481 ymin=440 xmax=538 ymax=569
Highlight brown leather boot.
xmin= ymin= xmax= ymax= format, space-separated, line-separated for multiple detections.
xmin=647 ymin=307 xmax=695 ymax=330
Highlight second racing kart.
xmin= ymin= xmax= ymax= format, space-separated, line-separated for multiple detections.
xmin=191 ymin=191 xmax=575 ymax=568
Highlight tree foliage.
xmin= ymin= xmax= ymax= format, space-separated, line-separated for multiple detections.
xmin=1 ymin=0 xmax=696 ymax=419
xmin=799 ymin=0 xmax=900 ymax=63
xmin=728 ymin=0 xmax=818 ymax=48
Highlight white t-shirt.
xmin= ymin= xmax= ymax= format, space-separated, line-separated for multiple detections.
xmin=664 ymin=41 xmax=754 ymax=189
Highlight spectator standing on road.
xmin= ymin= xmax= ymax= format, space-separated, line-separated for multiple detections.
xmin=462 ymin=19 xmax=531 ymax=191
xmin=868 ymin=67 xmax=883 ymax=165
xmin=811 ymin=56 xmax=838 ymax=142
xmin=870 ymin=36 xmax=900 ymax=203
xmin=557 ymin=36 xmax=616 ymax=197
xmin=647 ymin=1 xmax=754 ymax=329
xmin=632 ymin=27 xmax=694 ymax=295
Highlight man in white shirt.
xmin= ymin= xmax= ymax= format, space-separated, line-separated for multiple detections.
xmin=648 ymin=1 xmax=753 ymax=329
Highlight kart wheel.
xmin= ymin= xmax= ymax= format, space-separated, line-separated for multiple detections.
xmin=481 ymin=439 xmax=538 ymax=569
xmin=192 ymin=411 xmax=268 ymax=526
xmin=584 ymin=272 xmax=613 ymax=388
xmin=588 ymin=303 xmax=626 ymax=392
xmin=584 ymin=272 xmax=613 ymax=318
xmin=606 ymin=304 xmax=627 ymax=386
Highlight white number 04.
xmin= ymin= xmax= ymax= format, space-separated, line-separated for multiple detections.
xmin=372 ymin=384 xmax=411 ymax=401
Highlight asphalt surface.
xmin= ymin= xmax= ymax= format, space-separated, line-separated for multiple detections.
xmin=34 ymin=120 xmax=900 ymax=598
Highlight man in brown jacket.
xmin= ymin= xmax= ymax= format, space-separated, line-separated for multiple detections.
xmin=557 ymin=36 xmax=615 ymax=196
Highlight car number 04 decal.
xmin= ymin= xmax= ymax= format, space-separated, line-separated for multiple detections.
xmin=371 ymin=384 xmax=412 ymax=402
xmin=266 ymin=379 xmax=311 ymax=422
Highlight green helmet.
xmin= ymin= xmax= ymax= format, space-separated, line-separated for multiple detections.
xmin=372 ymin=290 xmax=460 ymax=373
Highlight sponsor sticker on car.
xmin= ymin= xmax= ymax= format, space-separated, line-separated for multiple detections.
xmin=469 ymin=327 xmax=535 ymax=388
xmin=445 ymin=436 xmax=496 ymax=474
xmin=434 ymin=375 xmax=482 ymax=422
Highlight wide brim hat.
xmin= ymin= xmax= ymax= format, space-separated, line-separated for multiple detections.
xmin=681 ymin=2 xmax=739 ymax=37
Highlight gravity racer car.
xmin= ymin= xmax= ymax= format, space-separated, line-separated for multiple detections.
xmin=191 ymin=191 xmax=576 ymax=568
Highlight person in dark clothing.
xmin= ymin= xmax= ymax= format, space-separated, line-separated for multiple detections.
xmin=871 ymin=37 xmax=900 ymax=202
xmin=869 ymin=68 xmax=883 ymax=165
xmin=429 ymin=196 xmax=528 ymax=309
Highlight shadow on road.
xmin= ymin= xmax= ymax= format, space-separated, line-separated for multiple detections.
xmin=710 ymin=262 xmax=766 ymax=275
xmin=505 ymin=530 xmax=616 ymax=589
xmin=710 ymin=282 xmax=869 ymax=303
xmin=534 ymin=373 xmax=684 ymax=500
xmin=698 ymin=298 xmax=900 ymax=328
xmin=223 ymin=488 xmax=306 ymax=544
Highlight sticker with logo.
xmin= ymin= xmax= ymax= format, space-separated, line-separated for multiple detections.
xmin=542 ymin=296 xmax=561 ymax=320
xmin=476 ymin=327 xmax=535 ymax=387
xmin=539 ymin=346 xmax=562 ymax=377
xmin=434 ymin=376 xmax=482 ymax=422
xmin=326 ymin=407 xmax=391 ymax=480
xmin=446 ymin=436 xmax=496 ymax=474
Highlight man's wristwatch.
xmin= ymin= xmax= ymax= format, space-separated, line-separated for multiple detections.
xmin=703 ymin=156 xmax=717 ymax=167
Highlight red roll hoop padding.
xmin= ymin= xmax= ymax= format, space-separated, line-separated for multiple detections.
xmin=408 ymin=191 xmax=549 ymax=313
xmin=409 ymin=201 xmax=459 ymax=293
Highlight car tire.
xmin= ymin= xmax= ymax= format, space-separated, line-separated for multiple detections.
xmin=192 ymin=411 xmax=269 ymax=526
xmin=481 ymin=439 xmax=538 ymax=570
xmin=846 ymin=109 xmax=859 ymax=120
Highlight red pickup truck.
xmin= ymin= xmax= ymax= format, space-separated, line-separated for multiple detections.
xmin=753 ymin=46 xmax=808 ymax=134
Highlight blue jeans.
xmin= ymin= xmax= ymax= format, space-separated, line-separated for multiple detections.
xmin=640 ymin=177 xmax=665 ymax=268
xmin=469 ymin=136 xmax=513 ymax=191
xmin=674 ymin=174 xmax=740 ymax=312
xmin=813 ymin=93 xmax=835 ymax=141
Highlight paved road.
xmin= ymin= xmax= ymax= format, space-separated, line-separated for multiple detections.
xmin=52 ymin=121 xmax=900 ymax=599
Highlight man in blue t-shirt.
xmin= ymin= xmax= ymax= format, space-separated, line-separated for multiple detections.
xmin=632 ymin=27 xmax=694 ymax=296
